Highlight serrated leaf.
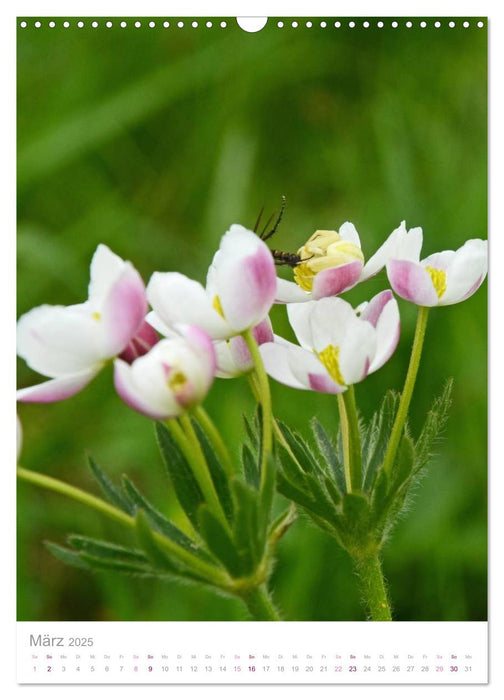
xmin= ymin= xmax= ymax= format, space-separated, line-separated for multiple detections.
xmin=362 ymin=391 xmax=400 ymax=492
xmin=311 ymin=417 xmax=345 ymax=489
xmin=198 ymin=506 xmax=244 ymax=578
xmin=390 ymin=432 xmax=415 ymax=490
xmin=45 ymin=541 xmax=90 ymax=570
xmin=241 ymin=443 xmax=260 ymax=489
xmin=340 ymin=493 xmax=372 ymax=541
xmin=135 ymin=510 xmax=182 ymax=573
xmin=276 ymin=421 xmax=319 ymax=473
xmin=230 ymin=479 xmax=261 ymax=574
xmin=304 ymin=473 xmax=338 ymax=522
xmin=88 ymin=456 xmax=134 ymax=515
xmin=276 ymin=442 xmax=306 ymax=489
xmin=192 ymin=419 xmax=234 ymax=522
xmin=155 ymin=422 xmax=204 ymax=529
xmin=323 ymin=476 xmax=342 ymax=507
xmin=77 ymin=552 xmax=159 ymax=576
xmin=259 ymin=455 xmax=276 ymax=538
xmin=243 ymin=414 xmax=260 ymax=454
xmin=370 ymin=469 xmax=389 ymax=519
xmin=414 ymin=379 xmax=453 ymax=476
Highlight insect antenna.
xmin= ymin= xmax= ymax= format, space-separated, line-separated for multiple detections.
xmin=253 ymin=205 xmax=265 ymax=234
xmin=261 ymin=195 xmax=286 ymax=242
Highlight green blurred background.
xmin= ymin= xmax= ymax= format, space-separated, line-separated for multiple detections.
xmin=17 ymin=17 xmax=487 ymax=621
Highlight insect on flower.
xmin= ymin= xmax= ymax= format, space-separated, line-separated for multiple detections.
xmin=254 ymin=196 xmax=308 ymax=268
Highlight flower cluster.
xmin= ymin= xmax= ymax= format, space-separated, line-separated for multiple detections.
xmin=17 ymin=218 xmax=487 ymax=416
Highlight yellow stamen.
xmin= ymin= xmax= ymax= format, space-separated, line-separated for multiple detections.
xmin=317 ymin=344 xmax=346 ymax=386
xmin=425 ymin=266 xmax=447 ymax=299
xmin=92 ymin=312 xmax=101 ymax=321
xmin=167 ymin=370 xmax=188 ymax=393
xmin=293 ymin=230 xmax=364 ymax=291
xmin=212 ymin=295 xmax=225 ymax=318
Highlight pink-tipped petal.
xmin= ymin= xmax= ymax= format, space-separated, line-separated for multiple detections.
xmin=260 ymin=341 xmax=310 ymax=390
xmin=338 ymin=319 xmax=376 ymax=385
xmin=275 ymin=277 xmax=311 ymax=303
xmin=88 ymin=244 xmax=128 ymax=304
xmin=119 ymin=320 xmax=159 ymax=363
xmin=100 ymin=265 xmax=148 ymax=357
xmin=361 ymin=222 xmax=423 ymax=281
xmin=178 ymin=325 xmax=217 ymax=381
xmin=440 ymin=239 xmax=488 ymax=306
xmin=114 ymin=359 xmax=180 ymax=420
xmin=252 ymin=317 xmax=274 ymax=345
xmin=17 ymin=369 xmax=99 ymax=403
xmin=386 ymin=259 xmax=439 ymax=306
xmin=359 ymin=290 xmax=394 ymax=328
xmin=307 ymin=373 xmax=343 ymax=394
xmin=367 ymin=297 xmax=400 ymax=373
xmin=216 ymin=242 xmax=277 ymax=331
xmin=311 ymin=260 xmax=363 ymax=300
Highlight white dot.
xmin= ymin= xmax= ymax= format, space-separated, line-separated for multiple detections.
xmin=164 ymin=21 xmax=170 ymax=28
xmin=406 ymin=21 xmax=412 ymax=28
xmin=292 ymin=21 xmax=298 ymax=28
xmin=277 ymin=21 xmax=283 ymax=28
xmin=192 ymin=21 xmax=198 ymax=28
xmin=478 ymin=21 xmax=484 ymax=28
xmin=178 ymin=21 xmax=184 ymax=28
xmin=34 ymin=21 xmax=41 ymax=28
xmin=149 ymin=21 xmax=156 ymax=28
xmin=363 ymin=21 xmax=369 ymax=28
xmin=392 ymin=21 xmax=398 ymax=28
xmin=121 ymin=21 xmax=127 ymax=28
xmin=206 ymin=21 xmax=212 ymax=28
xmin=463 ymin=21 xmax=469 ymax=28
xmin=49 ymin=21 xmax=55 ymax=28
xmin=421 ymin=21 xmax=427 ymax=28
xmin=63 ymin=21 xmax=69 ymax=28
xmin=435 ymin=21 xmax=441 ymax=28
xmin=306 ymin=21 xmax=312 ymax=28
xmin=135 ymin=21 xmax=141 ymax=28
xmin=92 ymin=21 xmax=98 ymax=28
xmin=449 ymin=21 xmax=455 ymax=28
xmin=220 ymin=21 xmax=227 ymax=28
xmin=377 ymin=21 xmax=384 ymax=28
xmin=77 ymin=21 xmax=84 ymax=28
xmin=106 ymin=21 xmax=113 ymax=28
xmin=349 ymin=21 xmax=355 ymax=28
xmin=20 ymin=21 xmax=27 ymax=28
xmin=335 ymin=21 xmax=341 ymax=28
xmin=320 ymin=21 xmax=327 ymax=28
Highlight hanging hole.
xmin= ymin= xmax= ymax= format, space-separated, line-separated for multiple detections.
xmin=237 ymin=17 xmax=268 ymax=32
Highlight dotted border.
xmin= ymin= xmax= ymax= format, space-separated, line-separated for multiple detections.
xmin=18 ymin=18 xmax=487 ymax=31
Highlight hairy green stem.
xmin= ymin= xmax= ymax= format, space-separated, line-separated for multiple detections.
xmin=16 ymin=466 xmax=230 ymax=586
xmin=352 ymin=552 xmax=392 ymax=621
xmin=382 ymin=306 xmax=429 ymax=478
xmin=242 ymin=329 xmax=273 ymax=489
xmin=240 ymin=584 xmax=282 ymax=621
xmin=337 ymin=386 xmax=362 ymax=493
xmin=193 ymin=405 xmax=234 ymax=476
xmin=173 ymin=415 xmax=229 ymax=528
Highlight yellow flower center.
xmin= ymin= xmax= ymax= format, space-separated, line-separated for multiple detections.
xmin=167 ymin=370 xmax=188 ymax=393
xmin=425 ymin=266 xmax=447 ymax=299
xmin=92 ymin=311 xmax=101 ymax=321
xmin=212 ymin=295 xmax=225 ymax=318
xmin=316 ymin=344 xmax=346 ymax=386
xmin=293 ymin=230 xmax=364 ymax=292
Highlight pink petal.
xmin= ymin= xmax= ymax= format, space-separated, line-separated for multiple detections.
xmin=178 ymin=324 xmax=217 ymax=382
xmin=307 ymin=373 xmax=343 ymax=394
xmin=367 ymin=297 xmax=401 ymax=373
xmin=386 ymin=259 xmax=439 ymax=306
xmin=100 ymin=265 xmax=148 ymax=357
xmin=359 ymin=290 xmax=394 ymax=328
xmin=119 ymin=320 xmax=159 ymax=363
xmin=17 ymin=369 xmax=99 ymax=403
xmin=311 ymin=260 xmax=363 ymax=300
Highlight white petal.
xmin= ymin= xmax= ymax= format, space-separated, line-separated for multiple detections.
xmin=147 ymin=272 xmax=231 ymax=339
xmin=287 ymin=301 xmax=318 ymax=349
xmin=362 ymin=221 xmax=423 ymax=280
xmin=274 ymin=277 xmax=311 ymax=303
xmin=338 ymin=221 xmax=362 ymax=248
xmin=441 ymin=239 xmax=488 ymax=305
xmin=88 ymin=244 xmax=127 ymax=305
xmin=17 ymin=304 xmax=103 ymax=377
xmin=17 ymin=369 xmax=99 ymax=403
xmin=368 ymin=297 xmax=400 ymax=373
xmin=308 ymin=297 xmax=357 ymax=352
xmin=339 ymin=319 xmax=377 ymax=384
xmin=260 ymin=340 xmax=312 ymax=390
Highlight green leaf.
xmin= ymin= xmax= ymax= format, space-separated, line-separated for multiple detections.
xmin=323 ymin=476 xmax=342 ymax=507
xmin=230 ymin=479 xmax=262 ymax=574
xmin=192 ymin=418 xmax=234 ymax=522
xmin=370 ymin=469 xmax=389 ymax=521
xmin=311 ymin=417 xmax=346 ymax=491
xmin=362 ymin=391 xmax=400 ymax=492
xmin=276 ymin=441 xmax=307 ymax=488
xmin=155 ymin=422 xmax=204 ymax=529
xmin=241 ymin=443 xmax=260 ymax=489
xmin=390 ymin=432 xmax=416 ymax=490
xmin=268 ymin=503 xmax=297 ymax=545
xmin=276 ymin=421 xmax=320 ymax=474
xmin=414 ymin=378 xmax=453 ymax=476
xmin=198 ymin=506 xmax=244 ymax=578
xmin=259 ymin=455 xmax=276 ymax=538
xmin=88 ymin=456 xmax=134 ymax=515
xmin=45 ymin=541 xmax=90 ymax=570
xmin=304 ymin=473 xmax=338 ymax=522
xmin=243 ymin=414 xmax=260 ymax=454
xmin=340 ymin=493 xmax=372 ymax=543
xmin=67 ymin=535 xmax=149 ymax=565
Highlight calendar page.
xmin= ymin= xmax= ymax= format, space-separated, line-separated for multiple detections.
xmin=15 ymin=5 xmax=488 ymax=688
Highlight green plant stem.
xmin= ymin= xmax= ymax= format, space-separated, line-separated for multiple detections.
xmin=16 ymin=466 xmax=230 ymax=587
xmin=337 ymin=386 xmax=362 ymax=493
xmin=242 ymin=329 xmax=273 ymax=489
xmin=193 ymin=405 xmax=234 ymax=476
xmin=170 ymin=416 xmax=229 ymax=529
xmin=352 ymin=552 xmax=392 ymax=621
xmin=382 ymin=305 xmax=430 ymax=478
xmin=240 ymin=584 xmax=282 ymax=621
